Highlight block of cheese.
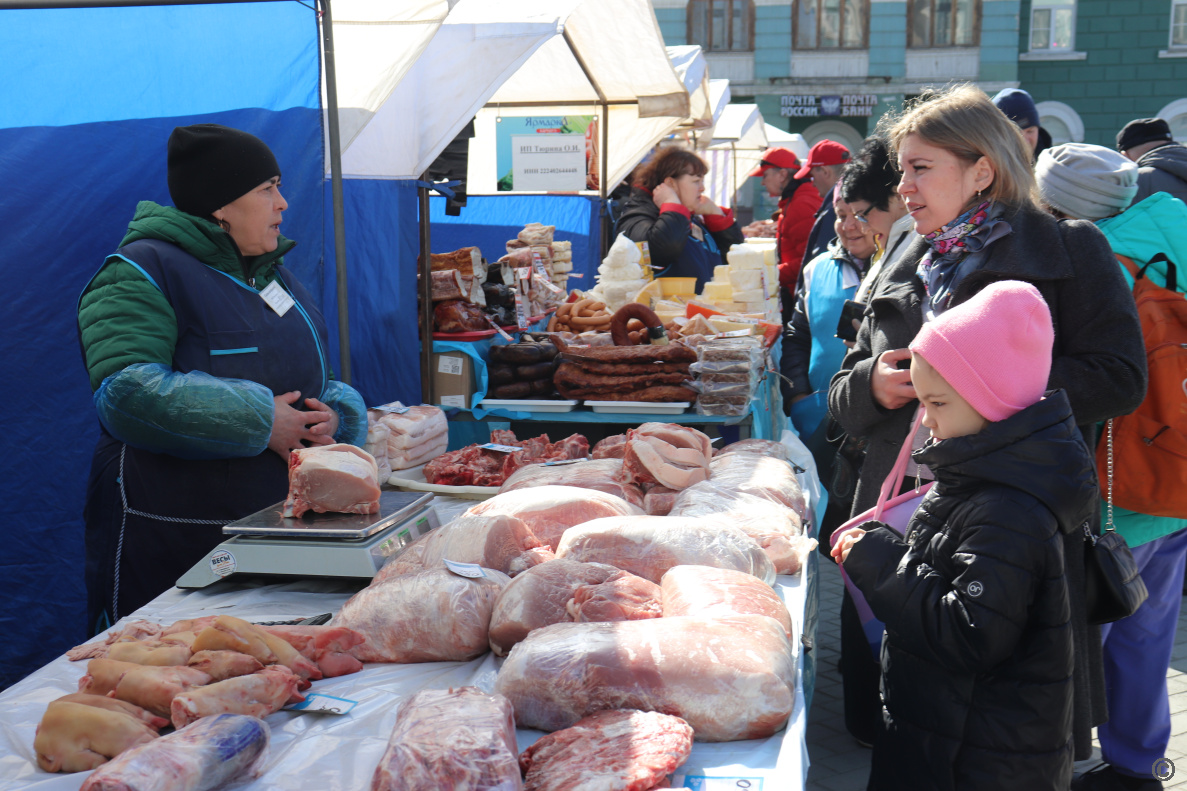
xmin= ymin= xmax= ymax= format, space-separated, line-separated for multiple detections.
xmin=713 ymin=265 xmax=731 ymax=281
xmin=728 ymin=269 xmax=766 ymax=291
xmin=726 ymin=245 xmax=764 ymax=270
xmin=708 ymin=317 xmax=757 ymax=335
xmin=703 ymin=282 xmax=734 ymax=301
xmin=732 ymin=288 xmax=766 ymax=304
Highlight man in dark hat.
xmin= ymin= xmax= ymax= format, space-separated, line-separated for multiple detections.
xmin=1117 ymin=117 xmax=1187 ymax=206
xmin=991 ymin=88 xmax=1051 ymax=161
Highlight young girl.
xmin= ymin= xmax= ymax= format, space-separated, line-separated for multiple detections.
xmin=832 ymin=280 xmax=1098 ymax=791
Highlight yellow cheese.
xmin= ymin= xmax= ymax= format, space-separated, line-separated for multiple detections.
xmin=713 ymin=265 xmax=731 ymax=281
xmin=703 ymin=282 xmax=734 ymax=301
xmin=733 ymin=288 xmax=766 ymax=304
xmin=708 ymin=317 xmax=756 ymax=335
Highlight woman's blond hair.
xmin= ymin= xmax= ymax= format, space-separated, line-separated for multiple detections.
xmin=881 ymin=84 xmax=1039 ymax=210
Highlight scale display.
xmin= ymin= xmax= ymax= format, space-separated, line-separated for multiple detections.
xmin=223 ymin=491 xmax=433 ymax=539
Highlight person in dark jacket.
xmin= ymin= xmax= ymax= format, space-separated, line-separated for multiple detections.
xmin=835 ymin=281 xmax=1096 ymax=791
xmin=78 ymin=125 xmax=368 ymax=632
xmin=1117 ymin=117 xmax=1187 ymax=206
xmin=828 ymin=84 xmax=1147 ymax=758
xmin=616 ymin=148 xmax=742 ymax=290
xmin=797 ymin=139 xmax=851 ymax=270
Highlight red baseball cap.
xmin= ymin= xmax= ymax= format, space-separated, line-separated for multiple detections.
xmin=794 ymin=140 xmax=851 ymax=179
xmin=747 ymin=147 xmax=802 ymax=178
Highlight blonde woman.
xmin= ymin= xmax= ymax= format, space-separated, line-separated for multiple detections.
xmin=826 ymin=85 xmax=1146 ymax=775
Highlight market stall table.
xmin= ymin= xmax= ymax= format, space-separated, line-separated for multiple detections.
xmin=0 ymin=497 xmax=815 ymax=790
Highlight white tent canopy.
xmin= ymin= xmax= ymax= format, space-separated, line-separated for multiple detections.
xmin=468 ymin=0 xmax=690 ymax=194
xmin=330 ymin=0 xmax=562 ymax=180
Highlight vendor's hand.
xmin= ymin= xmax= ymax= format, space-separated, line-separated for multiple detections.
xmin=303 ymin=397 xmax=340 ymax=443
xmin=831 ymin=526 xmax=866 ymax=564
xmin=695 ymin=195 xmax=723 ymax=216
xmin=268 ymin=391 xmax=336 ymax=462
xmin=652 ymin=182 xmax=680 ymax=208
xmin=871 ymin=348 xmax=917 ymax=410
xmin=843 ymin=318 xmax=861 ymax=349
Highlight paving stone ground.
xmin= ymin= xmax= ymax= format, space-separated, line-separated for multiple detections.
xmin=806 ymin=557 xmax=1187 ymax=790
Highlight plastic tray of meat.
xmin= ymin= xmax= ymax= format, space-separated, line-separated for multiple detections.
xmin=584 ymin=401 xmax=691 ymax=414
xmin=477 ymin=399 xmax=579 ymax=413
xmin=386 ymin=463 xmax=500 ymax=500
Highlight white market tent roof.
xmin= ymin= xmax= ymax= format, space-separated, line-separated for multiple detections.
xmin=328 ymin=0 xmax=562 ymax=180
xmin=703 ymin=108 xmax=809 ymax=209
xmin=468 ymin=0 xmax=691 ymax=194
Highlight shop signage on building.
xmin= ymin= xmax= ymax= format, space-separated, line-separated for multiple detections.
xmin=780 ymin=95 xmax=879 ymax=118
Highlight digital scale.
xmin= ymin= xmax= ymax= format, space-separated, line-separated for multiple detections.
xmin=176 ymin=490 xmax=440 ymax=589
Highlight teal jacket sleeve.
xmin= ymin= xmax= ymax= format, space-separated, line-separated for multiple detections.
xmin=95 ymin=363 xmax=274 ymax=459
xmin=322 ymin=380 xmax=368 ymax=447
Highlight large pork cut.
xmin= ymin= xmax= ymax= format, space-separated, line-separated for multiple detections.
xmin=620 ymin=423 xmax=713 ymax=490
xmin=375 ymin=513 xmax=551 ymax=580
xmin=465 ymin=485 xmax=642 ymax=551
xmin=518 ymin=709 xmax=693 ymax=791
xmin=282 ymin=444 xmax=381 ymax=518
xmin=707 ymin=453 xmax=807 ymax=518
xmin=661 ymin=565 xmax=793 ymax=637
xmin=717 ymin=438 xmax=798 ymax=465
xmin=555 ymin=515 xmax=776 ymax=585
xmin=374 ymin=404 xmax=448 ymax=471
xmin=333 ymin=567 xmax=509 ymax=663
xmin=495 ymin=615 xmax=796 ymax=742
xmin=499 ymin=459 xmax=645 ymax=509
xmin=371 ymin=687 xmax=521 ymax=791
xmin=566 ymin=571 xmax=663 ymax=623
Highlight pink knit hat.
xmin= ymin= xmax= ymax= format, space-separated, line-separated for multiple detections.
xmin=910 ymin=280 xmax=1053 ymax=422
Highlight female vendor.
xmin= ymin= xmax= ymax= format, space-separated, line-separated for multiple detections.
xmin=78 ymin=124 xmax=367 ymax=633
xmin=616 ymin=148 xmax=743 ymax=290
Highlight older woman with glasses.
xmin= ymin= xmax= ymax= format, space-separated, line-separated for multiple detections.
xmin=840 ymin=137 xmax=914 ymax=304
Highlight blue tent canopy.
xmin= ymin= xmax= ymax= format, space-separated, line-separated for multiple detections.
xmin=0 ymin=0 xmax=323 ymax=688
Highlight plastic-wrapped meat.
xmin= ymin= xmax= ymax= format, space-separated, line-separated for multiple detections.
xmin=488 ymin=560 xmax=651 ymax=656
xmin=591 ymin=434 xmax=627 ymax=459
xmin=518 ymin=709 xmax=693 ymax=791
xmin=371 ymin=687 xmax=521 ymax=791
xmin=499 ymin=459 xmax=645 ymax=510
xmin=377 ymin=513 xmax=550 ymax=579
xmin=670 ymin=482 xmax=813 ymax=575
xmin=642 ymin=485 xmax=678 ymax=516
xmin=555 ymin=515 xmax=776 ymax=585
xmin=79 ymin=714 xmax=269 ymax=791
xmin=282 ymin=444 xmax=381 ymax=518
xmin=35 ymin=698 xmax=163 ymax=773
xmin=495 ymin=615 xmax=796 ymax=742
xmin=661 ymin=565 xmax=793 ymax=637
xmin=707 ymin=454 xmax=807 ymax=519
xmin=620 ymin=423 xmax=713 ymax=490
xmin=465 ymin=485 xmax=642 ymax=551
xmin=718 ymin=438 xmax=798 ymax=465
xmin=170 ymin=666 xmax=302 ymax=729
xmin=566 ymin=570 xmax=663 ymax=623
xmin=333 ymin=567 xmax=510 ymax=663
xmin=363 ymin=417 xmax=393 ymax=482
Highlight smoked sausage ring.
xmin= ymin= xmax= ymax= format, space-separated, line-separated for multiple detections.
xmin=610 ymin=303 xmax=669 ymax=346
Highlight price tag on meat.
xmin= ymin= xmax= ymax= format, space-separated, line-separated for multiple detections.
xmin=514 ymin=293 xmax=528 ymax=329
xmin=284 ymin=692 xmax=358 ymax=715
xmin=533 ymin=272 xmax=563 ymax=295
xmin=374 ymin=401 xmax=409 ymax=414
xmin=719 ymin=329 xmax=752 ymax=337
xmin=677 ymin=776 xmax=765 ymax=790
xmin=479 ymin=443 xmax=522 ymax=453
xmin=543 ymin=458 xmax=584 ymax=466
xmin=444 ymin=559 xmax=487 ymax=578
xmin=485 ymin=315 xmax=515 ymax=342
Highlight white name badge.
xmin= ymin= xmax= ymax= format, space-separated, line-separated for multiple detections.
xmin=260 ymin=280 xmax=295 ymax=317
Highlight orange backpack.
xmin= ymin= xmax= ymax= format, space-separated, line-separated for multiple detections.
xmin=1095 ymin=254 xmax=1187 ymax=518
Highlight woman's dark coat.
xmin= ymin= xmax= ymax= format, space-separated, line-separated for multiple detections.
xmin=845 ymin=391 xmax=1096 ymax=791
xmin=616 ymin=187 xmax=742 ymax=289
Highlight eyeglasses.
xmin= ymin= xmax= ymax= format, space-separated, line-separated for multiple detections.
xmin=852 ymin=205 xmax=875 ymax=225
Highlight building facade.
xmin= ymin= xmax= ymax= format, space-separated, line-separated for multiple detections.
xmin=1017 ymin=0 xmax=1187 ymax=147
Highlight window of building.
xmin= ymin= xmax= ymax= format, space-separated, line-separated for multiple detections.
xmin=794 ymin=0 xmax=869 ymax=49
xmin=1030 ymin=0 xmax=1075 ymax=52
xmin=688 ymin=0 xmax=755 ymax=52
xmin=1172 ymin=0 xmax=1187 ymax=48
xmin=908 ymin=0 xmax=980 ymax=48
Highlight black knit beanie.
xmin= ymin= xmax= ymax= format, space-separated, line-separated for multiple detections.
xmin=167 ymin=124 xmax=281 ymax=218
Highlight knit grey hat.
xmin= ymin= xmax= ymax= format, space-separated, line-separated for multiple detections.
xmin=1035 ymin=142 xmax=1138 ymax=221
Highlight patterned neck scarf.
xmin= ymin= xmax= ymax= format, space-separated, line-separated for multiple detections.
xmin=917 ymin=201 xmax=1012 ymax=317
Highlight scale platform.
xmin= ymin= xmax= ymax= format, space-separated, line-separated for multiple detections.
xmin=176 ymin=491 xmax=440 ymax=589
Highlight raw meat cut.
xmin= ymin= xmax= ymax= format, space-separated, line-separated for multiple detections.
xmin=334 ymin=567 xmax=510 ymax=663
xmin=54 ymin=693 xmax=169 ymax=729
xmin=434 ymin=299 xmax=490 ymax=333
xmin=373 ymin=405 xmax=449 ymax=471
xmin=79 ymin=714 xmax=269 ymax=791
xmin=488 ymin=560 xmax=622 ymax=656
xmin=518 ymin=709 xmax=693 ymax=791
xmin=35 ymin=700 xmax=159 ymax=773
xmin=190 ymin=615 xmax=321 ymax=685
xmin=363 ymin=417 xmax=392 ymax=482
xmin=707 ymin=453 xmax=807 ymax=518
xmin=390 ymin=433 xmax=449 ymax=471
xmin=591 ymin=434 xmax=627 ymax=459
xmin=186 ymin=650 xmax=264 ymax=682
xmin=109 ymin=665 xmax=212 ymax=718
xmin=566 ymin=571 xmax=663 ymax=623
xmin=171 ymin=666 xmax=303 ymax=729
xmin=642 ymin=485 xmax=678 ymax=516
xmin=495 ymin=615 xmax=796 ymax=742
xmin=465 ymin=485 xmax=641 ymax=551
xmin=79 ymin=658 xmax=146 ymax=696
xmin=670 ymin=482 xmax=813 ymax=575
xmin=425 ymin=431 xmax=589 ymax=488
xmin=68 ymin=620 xmax=164 ymax=661
xmin=555 ymin=515 xmax=776 ymax=585
xmin=661 ymin=565 xmax=793 ymax=637
xmin=370 ymin=687 xmax=521 ymax=791
xmin=377 ymin=513 xmax=549 ymax=579
xmin=620 ymin=423 xmax=713 ymax=490
xmin=717 ymin=438 xmax=798 ymax=465
xmin=500 ymin=459 xmax=645 ymax=509
xmin=106 ymin=641 xmax=191 ymax=667
xmin=259 ymin=624 xmax=366 ymax=678
xmin=282 ymin=443 xmax=380 ymax=518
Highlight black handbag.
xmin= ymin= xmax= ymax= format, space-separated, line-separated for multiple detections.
xmin=1084 ymin=420 xmax=1149 ymax=625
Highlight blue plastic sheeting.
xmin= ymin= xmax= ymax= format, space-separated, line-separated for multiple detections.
xmin=0 ymin=2 xmax=321 ymax=690
xmin=319 ymin=179 xmax=423 ymax=410
xmin=428 ymin=194 xmax=603 ymax=287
